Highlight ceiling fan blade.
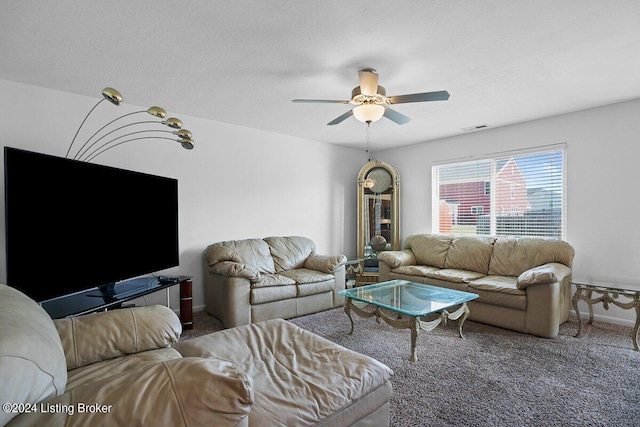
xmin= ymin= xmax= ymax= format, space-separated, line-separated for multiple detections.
xmin=358 ymin=69 xmax=379 ymax=96
xmin=389 ymin=90 xmax=450 ymax=104
xmin=327 ymin=110 xmax=354 ymax=125
xmin=383 ymin=107 xmax=411 ymax=125
xmin=292 ymin=99 xmax=350 ymax=103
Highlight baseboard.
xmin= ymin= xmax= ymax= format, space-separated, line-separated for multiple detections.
xmin=192 ymin=304 xmax=206 ymax=313
xmin=571 ymin=310 xmax=636 ymax=328
xmin=173 ymin=304 xmax=206 ymax=315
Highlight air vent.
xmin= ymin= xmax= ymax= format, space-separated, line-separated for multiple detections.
xmin=461 ymin=124 xmax=489 ymax=132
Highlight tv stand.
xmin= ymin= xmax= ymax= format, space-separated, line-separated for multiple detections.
xmin=41 ymin=276 xmax=193 ymax=325
xmin=93 ymin=279 xmax=154 ymax=301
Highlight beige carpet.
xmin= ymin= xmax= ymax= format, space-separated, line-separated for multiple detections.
xmin=182 ymin=309 xmax=640 ymax=427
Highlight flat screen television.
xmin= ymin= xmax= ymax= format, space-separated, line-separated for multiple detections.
xmin=4 ymin=147 xmax=179 ymax=302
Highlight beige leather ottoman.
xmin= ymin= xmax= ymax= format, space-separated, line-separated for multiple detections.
xmin=174 ymin=319 xmax=393 ymax=426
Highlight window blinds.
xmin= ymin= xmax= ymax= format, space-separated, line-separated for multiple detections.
xmin=432 ymin=147 xmax=565 ymax=239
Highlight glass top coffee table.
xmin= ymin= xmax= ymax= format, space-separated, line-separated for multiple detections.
xmin=338 ymin=280 xmax=479 ymax=362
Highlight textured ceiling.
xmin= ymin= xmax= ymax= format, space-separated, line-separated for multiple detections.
xmin=1 ymin=1 xmax=639 ymax=151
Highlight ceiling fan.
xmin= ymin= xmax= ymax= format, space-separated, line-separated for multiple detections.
xmin=292 ymin=68 xmax=450 ymax=125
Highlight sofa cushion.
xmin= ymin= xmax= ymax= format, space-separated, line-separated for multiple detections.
xmin=279 ymin=268 xmax=334 ymax=284
xmin=489 ymin=236 xmax=575 ymax=277
xmin=251 ymin=273 xmax=296 ymax=288
xmin=469 ymin=275 xmax=524 ymax=295
xmin=264 ymin=236 xmax=315 ymax=272
xmin=54 ymin=305 xmax=182 ymax=370
xmin=0 ymin=284 xmax=67 ymax=426
xmin=468 ymin=276 xmax=526 ymax=310
xmin=12 ymin=358 xmax=253 ymax=427
xmin=426 ymin=269 xmax=486 ymax=284
xmin=405 ymin=234 xmax=453 ymax=268
xmin=173 ymin=319 xmax=393 ymax=427
xmin=206 ymin=238 xmax=275 ymax=275
xmin=65 ymin=347 xmax=183 ymax=391
xmin=392 ymin=265 xmax=439 ymax=277
xmin=251 ymin=284 xmax=298 ymax=304
xmin=297 ymin=280 xmax=336 ymax=297
xmin=444 ymin=235 xmax=495 ymax=274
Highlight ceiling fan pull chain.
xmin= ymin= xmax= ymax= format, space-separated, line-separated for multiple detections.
xmin=366 ymin=122 xmax=371 ymax=161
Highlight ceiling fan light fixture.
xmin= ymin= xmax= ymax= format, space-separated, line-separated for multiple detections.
xmin=353 ymin=104 xmax=385 ymax=123
xmin=292 ymin=69 xmax=449 ymax=126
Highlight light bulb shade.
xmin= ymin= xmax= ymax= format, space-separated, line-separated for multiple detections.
xmin=353 ymin=104 xmax=385 ymax=123
xmin=147 ymin=106 xmax=167 ymax=118
xmin=163 ymin=117 xmax=182 ymax=129
xmin=102 ymin=88 xmax=123 ymax=106
xmin=180 ymin=139 xmax=195 ymax=150
xmin=175 ymin=129 xmax=192 ymax=139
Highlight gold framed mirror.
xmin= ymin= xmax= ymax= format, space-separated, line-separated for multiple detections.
xmin=357 ymin=160 xmax=400 ymax=283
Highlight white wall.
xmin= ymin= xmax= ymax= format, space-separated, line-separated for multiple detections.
xmin=0 ymin=79 xmax=364 ymax=311
xmin=4 ymin=78 xmax=638 ymax=327
xmin=378 ymin=98 xmax=640 ymax=326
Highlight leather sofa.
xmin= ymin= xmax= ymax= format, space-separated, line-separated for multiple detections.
xmin=204 ymin=236 xmax=347 ymax=328
xmin=378 ymin=234 xmax=575 ymax=338
xmin=0 ymin=284 xmax=393 ymax=426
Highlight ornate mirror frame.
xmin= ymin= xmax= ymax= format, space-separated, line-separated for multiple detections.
xmin=357 ymin=160 xmax=401 ymax=263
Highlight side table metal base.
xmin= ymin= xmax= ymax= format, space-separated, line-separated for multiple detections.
xmin=572 ymin=283 xmax=640 ymax=351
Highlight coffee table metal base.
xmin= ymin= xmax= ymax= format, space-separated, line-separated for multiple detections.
xmin=343 ymin=298 xmax=470 ymax=362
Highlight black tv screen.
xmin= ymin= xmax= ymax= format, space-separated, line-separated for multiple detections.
xmin=4 ymin=147 xmax=179 ymax=302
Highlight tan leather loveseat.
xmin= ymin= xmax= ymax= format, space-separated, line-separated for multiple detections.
xmin=0 ymin=284 xmax=392 ymax=426
xmin=204 ymin=236 xmax=347 ymax=328
xmin=378 ymin=234 xmax=574 ymax=338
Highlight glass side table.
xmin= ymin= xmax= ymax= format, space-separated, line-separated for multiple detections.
xmin=571 ymin=281 xmax=640 ymax=351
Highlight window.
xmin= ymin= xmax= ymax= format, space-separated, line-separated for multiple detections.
xmin=432 ymin=146 xmax=565 ymax=239
xmin=471 ymin=206 xmax=484 ymax=214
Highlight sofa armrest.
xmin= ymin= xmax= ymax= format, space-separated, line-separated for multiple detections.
xmin=7 ymin=357 xmax=253 ymax=427
xmin=204 ymin=244 xmax=260 ymax=281
xmin=523 ymin=265 xmax=573 ymax=338
xmin=304 ymin=253 xmax=347 ymax=274
xmin=204 ymin=275 xmax=252 ymax=328
xmin=54 ymin=305 xmax=181 ymax=370
xmin=517 ymin=263 xmax=572 ymax=290
xmin=209 ymin=260 xmax=260 ymax=281
xmin=378 ymin=250 xmax=416 ymax=269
